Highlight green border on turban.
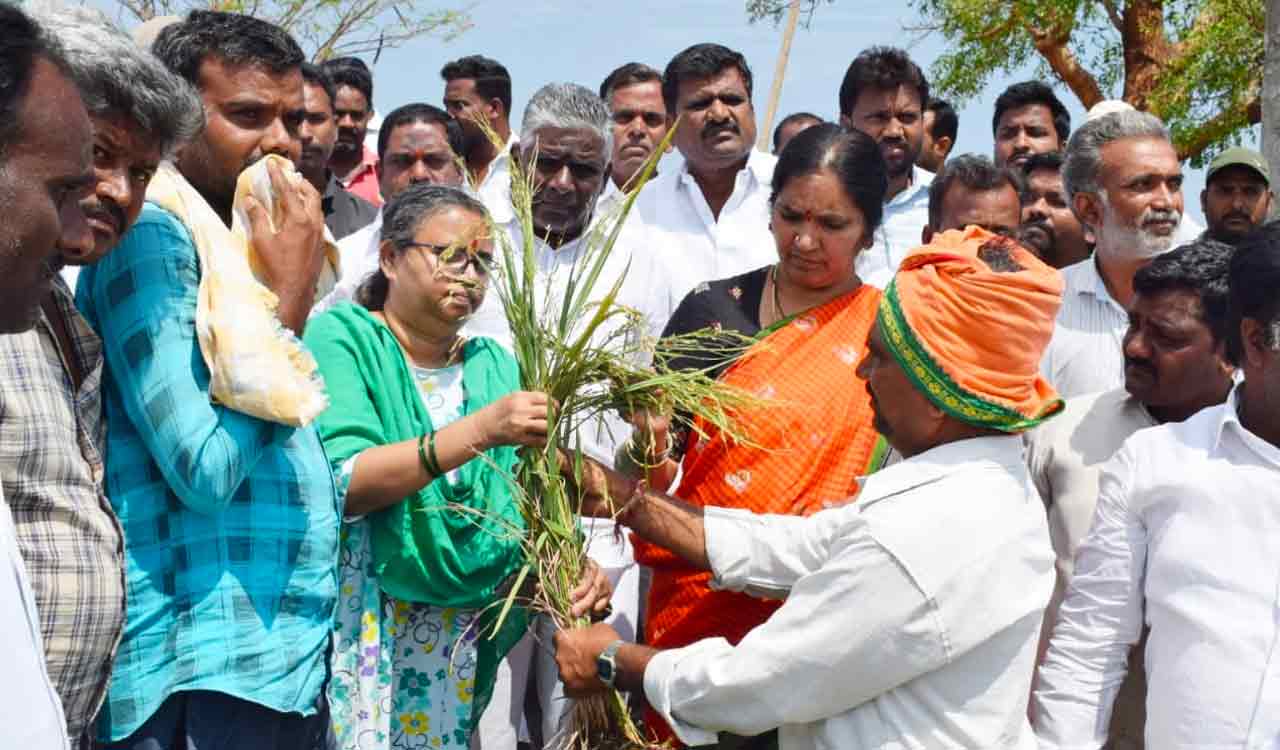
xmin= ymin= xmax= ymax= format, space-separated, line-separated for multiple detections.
xmin=877 ymin=281 xmax=1063 ymax=433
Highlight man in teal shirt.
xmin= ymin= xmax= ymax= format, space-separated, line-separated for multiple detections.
xmin=78 ymin=11 xmax=339 ymax=749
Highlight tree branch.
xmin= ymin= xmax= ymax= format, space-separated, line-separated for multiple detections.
xmin=1176 ymin=91 xmax=1261 ymax=161
xmin=1018 ymin=13 xmax=1105 ymax=108
xmin=1096 ymin=0 xmax=1124 ymax=32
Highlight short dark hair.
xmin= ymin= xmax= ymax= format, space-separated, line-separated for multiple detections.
xmin=838 ymin=46 xmax=929 ymax=118
xmin=661 ymin=43 xmax=752 ymax=116
xmin=322 ymin=56 xmax=373 ymax=109
xmin=301 ymin=62 xmax=335 ymax=111
xmin=1226 ymin=220 xmax=1280 ymax=365
xmin=1133 ymin=239 xmax=1235 ymax=345
xmin=772 ymin=111 xmax=821 ymax=152
xmin=152 ymin=11 xmax=304 ymax=87
xmin=440 ymin=55 xmax=511 ymax=116
xmin=599 ymin=62 xmax=661 ymax=102
xmin=0 ymin=3 xmax=64 ymax=156
xmin=771 ymin=123 xmax=888 ymax=239
xmin=992 ymin=81 xmax=1070 ymax=144
xmin=926 ymin=98 xmax=958 ymax=142
xmin=927 ymin=154 xmax=1023 ymax=230
xmin=377 ymin=102 xmax=463 ymax=160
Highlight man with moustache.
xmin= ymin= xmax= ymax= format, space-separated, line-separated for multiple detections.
xmin=838 ymin=46 xmax=933 ymax=289
xmin=0 ymin=6 xmax=95 ymax=746
xmin=598 ymin=62 xmax=671 ymax=215
xmin=917 ymin=98 xmax=957 ymax=173
xmin=1040 ymin=110 xmax=1187 ymax=397
xmin=1034 ymin=225 xmax=1280 ymax=749
xmin=467 ymin=83 xmax=675 ymax=750
xmin=1201 ymin=147 xmax=1272 ymax=247
xmin=1018 ymin=151 xmax=1091 ymax=268
xmin=299 ymin=62 xmax=376 ymax=239
xmin=441 ymin=55 xmax=515 ymax=223
xmin=76 ymin=12 xmax=338 ymax=749
xmin=0 ymin=7 xmax=203 ymax=744
xmin=1027 ymin=240 xmax=1236 ymax=750
xmin=992 ymin=81 xmax=1070 ymax=170
xmin=324 ymin=56 xmax=382 ymax=206
xmin=315 ymin=102 xmax=465 ymax=314
xmin=632 ymin=43 xmax=778 ymax=304
xmin=922 ymin=154 xmax=1023 ymax=241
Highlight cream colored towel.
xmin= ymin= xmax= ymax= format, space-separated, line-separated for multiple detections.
xmin=145 ymin=154 xmax=339 ymax=427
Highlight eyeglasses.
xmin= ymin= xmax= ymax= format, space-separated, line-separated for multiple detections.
xmin=401 ymin=241 xmax=498 ymax=276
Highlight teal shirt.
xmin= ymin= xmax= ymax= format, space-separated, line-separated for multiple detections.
xmin=77 ymin=203 xmax=340 ymax=741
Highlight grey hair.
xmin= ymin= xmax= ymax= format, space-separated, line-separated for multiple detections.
xmin=1062 ymin=109 xmax=1169 ymax=200
xmin=28 ymin=3 xmax=203 ymax=157
xmin=358 ymin=183 xmax=489 ymax=310
xmin=519 ymin=82 xmax=613 ymax=160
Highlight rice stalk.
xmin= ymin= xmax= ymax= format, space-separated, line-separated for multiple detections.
xmin=463 ymin=117 xmax=767 ymax=748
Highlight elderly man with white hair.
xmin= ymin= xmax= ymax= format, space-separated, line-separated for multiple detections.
xmin=0 ymin=5 xmax=203 ymax=745
xmin=1040 ymin=109 xmax=1194 ymax=397
xmin=467 ymin=82 xmax=677 ymax=750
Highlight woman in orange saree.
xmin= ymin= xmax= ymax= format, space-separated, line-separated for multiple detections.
xmin=620 ymin=125 xmax=894 ymax=748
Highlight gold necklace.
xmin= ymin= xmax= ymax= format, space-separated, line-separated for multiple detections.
xmin=770 ymin=264 xmax=786 ymax=322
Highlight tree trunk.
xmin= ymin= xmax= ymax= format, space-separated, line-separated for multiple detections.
xmin=1266 ymin=0 xmax=1280 ymax=216
xmin=756 ymin=0 xmax=802 ymax=153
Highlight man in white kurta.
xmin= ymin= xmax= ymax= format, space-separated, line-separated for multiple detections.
xmin=553 ymin=228 xmax=1065 ymax=749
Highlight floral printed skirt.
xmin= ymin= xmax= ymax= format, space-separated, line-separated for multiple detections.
xmin=328 ymin=519 xmax=479 ymax=749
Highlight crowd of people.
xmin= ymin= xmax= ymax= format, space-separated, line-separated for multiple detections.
xmin=0 ymin=3 xmax=1277 ymax=750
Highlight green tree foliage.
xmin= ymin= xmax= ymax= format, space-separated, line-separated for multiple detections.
xmin=117 ymin=0 xmax=470 ymax=61
xmin=910 ymin=0 xmax=1262 ymax=164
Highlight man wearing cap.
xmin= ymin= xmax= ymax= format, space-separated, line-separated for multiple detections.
xmin=1201 ymin=147 xmax=1272 ymax=247
xmin=550 ymin=227 xmax=1062 ymax=749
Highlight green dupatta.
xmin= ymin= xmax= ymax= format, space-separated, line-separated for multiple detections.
xmin=304 ymin=302 xmax=527 ymax=720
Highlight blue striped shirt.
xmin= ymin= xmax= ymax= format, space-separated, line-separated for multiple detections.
xmin=76 ymin=203 xmax=340 ymax=742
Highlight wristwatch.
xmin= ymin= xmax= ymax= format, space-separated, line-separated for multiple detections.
xmin=596 ymin=639 xmax=626 ymax=689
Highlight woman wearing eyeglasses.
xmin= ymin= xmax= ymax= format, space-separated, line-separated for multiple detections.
xmin=303 ymin=184 xmax=612 ymax=750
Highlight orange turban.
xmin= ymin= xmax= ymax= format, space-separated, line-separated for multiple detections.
xmin=877 ymin=226 xmax=1065 ymax=432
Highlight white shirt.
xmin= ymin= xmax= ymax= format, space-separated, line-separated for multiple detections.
xmin=645 ymin=435 xmax=1053 ymax=750
xmin=475 ymin=135 xmax=516 ymax=226
xmin=0 ymin=485 xmax=70 ymax=749
xmin=632 ymin=149 xmax=778 ymax=305
xmin=312 ymin=210 xmax=383 ymax=316
xmin=856 ymin=165 xmax=933 ymax=290
xmin=1039 ymin=256 xmax=1128 ymax=398
xmin=1033 ymin=388 xmax=1280 ymax=749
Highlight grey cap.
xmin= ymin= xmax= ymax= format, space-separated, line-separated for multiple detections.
xmin=1206 ymin=147 xmax=1270 ymax=186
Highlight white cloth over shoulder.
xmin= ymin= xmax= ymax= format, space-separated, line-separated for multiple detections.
xmin=1033 ymin=388 xmax=1280 ymax=749
xmin=645 ymin=434 xmax=1053 ymax=750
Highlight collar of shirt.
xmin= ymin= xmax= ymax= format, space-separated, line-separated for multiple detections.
xmin=1066 ymin=254 xmax=1124 ymax=314
xmin=886 ymin=164 xmax=933 ymax=208
xmin=856 ymin=434 xmax=1025 ymax=510
xmin=338 ymin=146 xmax=378 ymax=188
xmin=675 ymin=148 xmax=774 ymax=209
xmin=1215 ymin=384 xmax=1280 ymax=465
xmin=478 ymin=134 xmax=517 ymax=190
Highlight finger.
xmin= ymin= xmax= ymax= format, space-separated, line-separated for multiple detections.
xmin=242 ymin=195 xmax=273 ymax=238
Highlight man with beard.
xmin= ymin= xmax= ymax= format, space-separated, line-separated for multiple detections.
xmin=632 ymin=43 xmax=778 ymax=304
xmin=299 ymin=63 xmax=376 ymax=239
xmin=992 ymin=81 xmax=1070 ymax=170
xmin=465 ymin=83 xmax=675 ymax=750
xmin=1201 ymin=147 xmax=1272 ymax=247
xmin=441 ymin=55 xmax=515 ymax=223
xmin=1034 ymin=224 xmax=1280 ymax=749
xmin=1018 ymin=151 xmax=1091 ymax=268
xmin=922 ymin=154 xmax=1022 ymax=241
xmin=1027 ymin=240 xmax=1236 ymax=750
xmin=838 ymin=46 xmax=932 ymax=289
xmin=0 ymin=6 xmax=203 ymax=744
xmin=315 ymin=101 xmax=465 ymax=314
xmin=324 ymin=56 xmax=381 ymax=206
xmin=0 ymin=6 xmax=95 ymax=746
xmin=918 ymin=98 xmax=957 ymax=173
xmin=76 ymin=12 xmax=338 ymax=749
xmin=1040 ymin=110 xmax=1186 ymax=397
xmin=598 ymin=62 xmax=670 ymax=215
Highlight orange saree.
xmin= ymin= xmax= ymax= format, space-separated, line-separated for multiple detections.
xmin=633 ymin=283 xmax=886 ymax=744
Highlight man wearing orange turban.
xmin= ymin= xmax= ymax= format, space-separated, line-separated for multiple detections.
xmin=551 ymin=227 xmax=1063 ymax=750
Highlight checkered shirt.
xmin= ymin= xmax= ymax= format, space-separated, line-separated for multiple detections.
xmin=0 ymin=275 xmax=124 ymax=742
xmin=76 ymin=203 xmax=341 ymax=743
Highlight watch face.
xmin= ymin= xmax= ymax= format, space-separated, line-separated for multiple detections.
xmin=597 ymin=656 xmax=616 ymax=684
